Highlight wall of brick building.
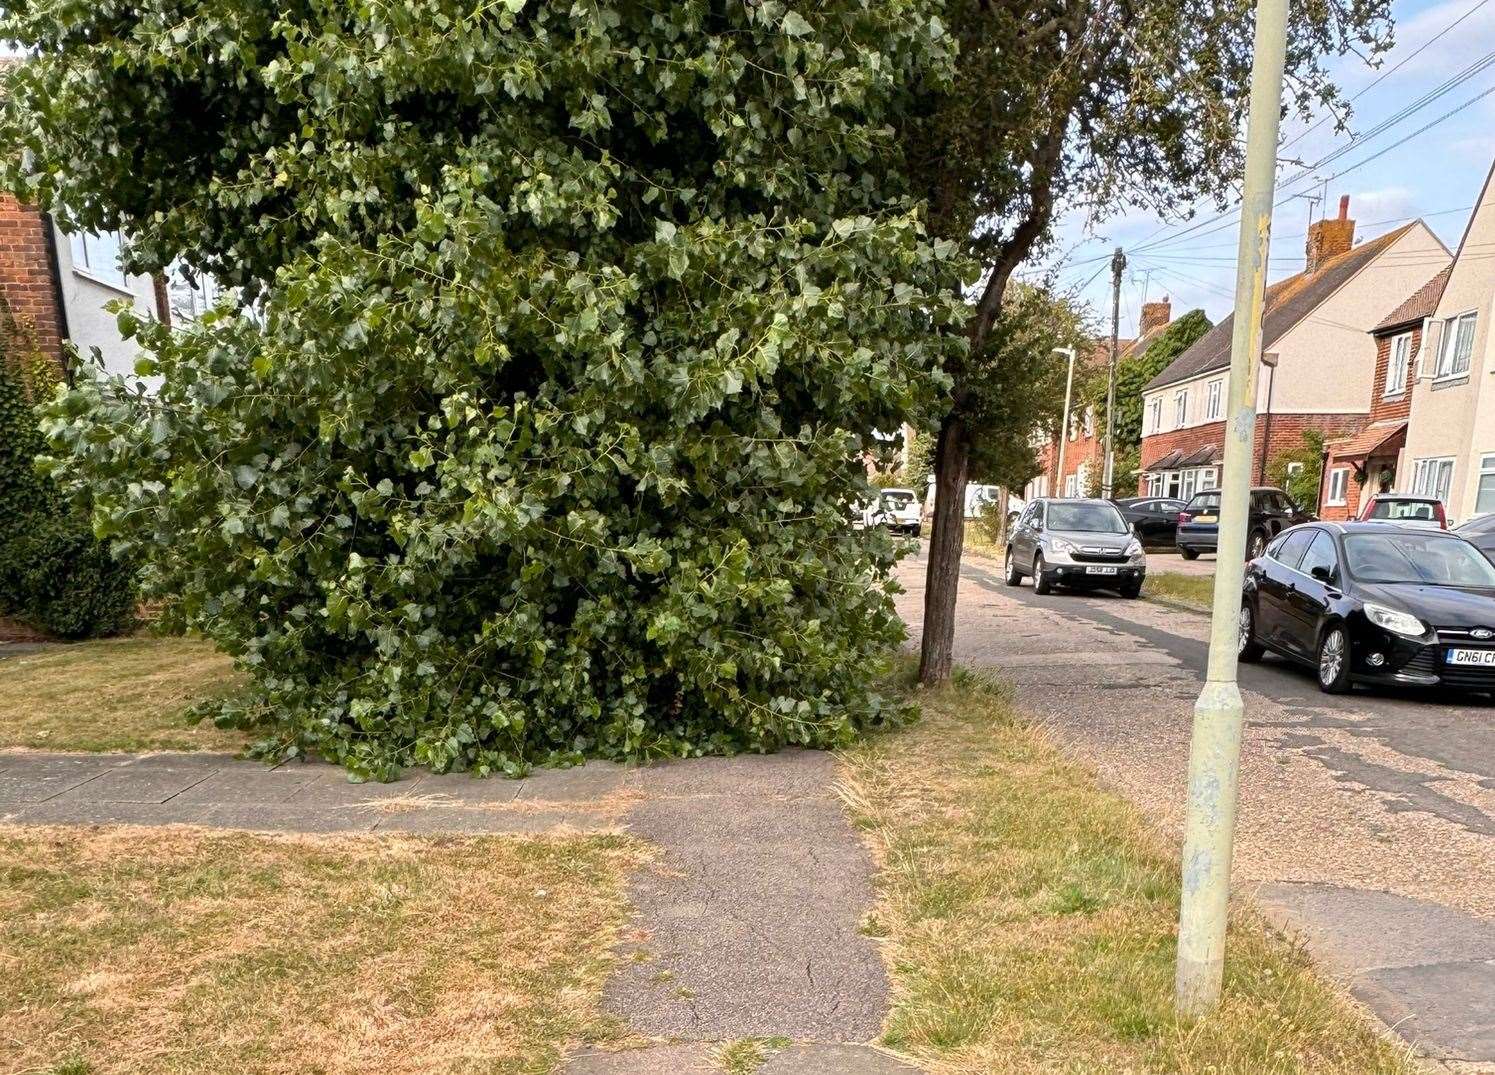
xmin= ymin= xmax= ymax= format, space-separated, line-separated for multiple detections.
xmin=0 ymin=194 xmax=65 ymax=371
xmin=1138 ymin=412 xmax=1368 ymax=495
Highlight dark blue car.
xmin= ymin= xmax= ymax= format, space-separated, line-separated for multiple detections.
xmin=1176 ymin=486 xmax=1311 ymax=561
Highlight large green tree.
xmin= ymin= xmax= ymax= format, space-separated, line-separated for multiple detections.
xmin=3 ymin=1 xmax=967 ymax=778
xmin=905 ymin=0 xmax=1393 ymax=684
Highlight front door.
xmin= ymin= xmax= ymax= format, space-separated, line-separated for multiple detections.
xmin=1257 ymin=529 xmax=1313 ymax=647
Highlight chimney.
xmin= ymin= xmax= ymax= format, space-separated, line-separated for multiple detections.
xmin=1305 ymin=195 xmax=1355 ymax=274
xmin=1139 ymin=296 xmax=1171 ymax=337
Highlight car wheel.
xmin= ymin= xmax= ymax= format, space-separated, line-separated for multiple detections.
xmin=1003 ymin=548 xmax=1022 ymax=586
xmin=1179 ymin=547 xmax=1199 ymax=561
xmin=1032 ymin=554 xmax=1052 ymax=595
xmin=1238 ymin=602 xmax=1264 ymax=663
xmin=1247 ymin=530 xmax=1266 ymax=560
xmin=1316 ymin=625 xmax=1352 ymax=693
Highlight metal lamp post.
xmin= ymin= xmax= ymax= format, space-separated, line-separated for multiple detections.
xmin=1174 ymin=0 xmax=1290 ymax=1017
xmin=1054 ymin=346 xmax=1078 ymax=497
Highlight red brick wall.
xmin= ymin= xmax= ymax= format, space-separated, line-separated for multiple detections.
xmin=0 ymin=194 xmax=65 ymax=372
xmin=1138 ymin=412 xmax=1367 ymax=494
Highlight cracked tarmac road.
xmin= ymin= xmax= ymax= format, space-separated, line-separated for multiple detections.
xmin=897 ymin=545 xmax=1495 ymax=1068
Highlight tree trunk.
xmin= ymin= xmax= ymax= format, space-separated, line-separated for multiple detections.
xmin=918 ymin=411 xmax=969 ymax=686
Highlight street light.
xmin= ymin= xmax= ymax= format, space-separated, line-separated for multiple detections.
xmin=1174 ymin=0 xmax=1290 ymax=1017
xmin=1054 ymin=346 xmax=1078 ymax=497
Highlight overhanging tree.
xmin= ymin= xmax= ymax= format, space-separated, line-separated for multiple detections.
xmin=904 ymin=0 xmax=1392 ymax=684
xmin=3 ymin=1 xmax=968 ymax=778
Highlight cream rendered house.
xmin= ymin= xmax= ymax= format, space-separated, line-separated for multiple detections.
xmin=1401 ymin=161 xmax=1495 ymax=522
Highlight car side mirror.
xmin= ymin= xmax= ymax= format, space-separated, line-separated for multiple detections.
xmin=1310 ymin=564 xmax=1334 ymax=583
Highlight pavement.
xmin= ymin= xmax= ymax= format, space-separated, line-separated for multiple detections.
xmin=898 ymin=545 xmax=1495 ymax=1068
xmin=0 ymin=748 xmax=910 ymax=1074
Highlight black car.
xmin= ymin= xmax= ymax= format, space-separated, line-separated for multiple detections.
xmin=1177 ymin=486 xmax=1311 ymax=560
xmin=1239 ymin=521 xmax=1495 ymax=694
xmin=1455 ymin=513 xmax=1495 ymax=560
xmin=1114 ymin=496 xmax=1187 ymax=546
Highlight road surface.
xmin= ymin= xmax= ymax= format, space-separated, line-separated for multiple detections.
xmin=897 ymin=546 xmax=1495 ymax=1067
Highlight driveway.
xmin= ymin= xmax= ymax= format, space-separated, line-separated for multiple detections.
xmin=898 ymin=547 xmax=1495 ymax=1067
xmin=1146 ymin=548 xmax=1218 ymax=577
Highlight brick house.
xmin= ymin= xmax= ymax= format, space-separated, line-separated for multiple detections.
xmin=1026 ymin=298 xmax=1174 ymax=499
xmin=1316 ymin=267 xmax=1450 ymax=520
xmin=1138 ymin=198 xmax=1451 ymax=501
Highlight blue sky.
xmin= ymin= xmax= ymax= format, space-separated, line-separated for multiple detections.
xmin=1040 ymin=0 xmax=1495 ymax=334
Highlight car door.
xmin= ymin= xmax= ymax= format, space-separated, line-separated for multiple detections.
xmin=1012 ymin=503 xmax=1038 ymax=564
xmin=1257 ymin=528 xmax=1314 ymax=648
xmin=1283 ymin=529 xmax=1340 ymax=658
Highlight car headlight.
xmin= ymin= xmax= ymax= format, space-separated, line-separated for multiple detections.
xmin=1364 ymin=603 xmax=1427 ymax=638
xmin=1125 ymin=538 xmax=1144 ymax=558
xmin=1049 ymin=538 xmax=1077 ymax=555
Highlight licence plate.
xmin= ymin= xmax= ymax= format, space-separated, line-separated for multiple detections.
xmin=1446 ymin=648 xmax=1495 ymax=666
xmin=1085 ymin=566 xmax=1119 ymax=576
xmin=1192 ymin=514 xmax=1217 ymax=524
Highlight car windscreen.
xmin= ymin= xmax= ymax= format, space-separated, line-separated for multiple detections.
xmin=1366 ymin=498 xmax=1438 ymax=521
xmin=880 ymin=491 xmax=915 ymax=510
xmin=1047 ymin=502 xmax=1128 ymax=533
xmin=1186 ymin=492 xmax=1221 ymax=512
xmin=1344 ymin=534 xmax=1495 ymax=586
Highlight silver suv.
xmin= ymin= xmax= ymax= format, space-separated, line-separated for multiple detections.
xmin=1004 ymin=498 xmax=1146 ymax=597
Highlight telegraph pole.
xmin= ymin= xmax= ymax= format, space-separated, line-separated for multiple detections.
xmin=1101 ymin=246 xmax=1125 ymax=498
xmin=1174 ymin=0 xmax=1290 ymax=1017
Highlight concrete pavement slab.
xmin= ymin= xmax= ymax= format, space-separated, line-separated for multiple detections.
xmin=563 ymin=1044 xmax=715 ymax=1074
xmin=66 ymin=765 xmax=214 ymax=804
xmin=14 ymin=800 xmax=213 ymax=826
xmin=758 ymin=1044 xmax=921 ymax=1074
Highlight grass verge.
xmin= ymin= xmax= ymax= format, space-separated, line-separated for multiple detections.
xmin=1 ymin=826 xmax=646 ymax=1074
xmin=0 ymin=636 xmax=245 ymax=752
xmin=1142 ymin=570 xmax=1215 ymax=613
xmin=839 ymin=670 xmax=1415 ymax=1074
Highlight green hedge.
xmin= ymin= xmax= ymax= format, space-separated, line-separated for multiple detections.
xmin=0 ymin=356 xmax=135 ymax=639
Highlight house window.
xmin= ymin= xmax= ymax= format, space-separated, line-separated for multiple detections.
xmin=1083 ymin=406 xmax=1095 ymax=437
xmin=1068 ymin=410 xmax=1079 ymax=441
xmin=1205 ymin=379 xmax=1223 ymax=421
xmin=1411 ymin=456 xmax=1455 ymax=504
xmin=1146 ymin=398 xmax=1162 ymax=435
xmin=1146 ymin=473 xmax=1163 ymax=496
xmin=1064 ymin=473 xmax=1077 ymax=497
xmin=1326 ymin=467 xmax=1349 ymax=506
xmin=1198 ymin=466 xmax=1219 ymax=491
xmin=69 ymin=229 xmax=127 ymax=289
xmin=1434 ymin=312 xmax=1477 ymax=378
xmin=1385 ymin=333 xmax=1411 ymax=396
xmin=1174 ymin=390 xmax=1188 ymax=427
xmin=167 ymin=262 xmax=222 ymax=324
xmin=1477 ymin=454 xmax=1495 ymax=516
xmin=1285 ymin=461 xmax=1304 ymax=477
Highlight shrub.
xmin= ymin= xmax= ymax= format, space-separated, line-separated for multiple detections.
xmin=0 ymin=351 xmax=135 ymax=639
xmin=10 ymin=1 xmax=967 ymax=778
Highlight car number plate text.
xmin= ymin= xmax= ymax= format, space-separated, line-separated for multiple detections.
xmin=1085 ymin=566 xmax=1119 ymax=575
xmin=1446 ymin=648 xmax=1495 ymax=666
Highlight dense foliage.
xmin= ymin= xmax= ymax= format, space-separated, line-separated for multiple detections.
xmin=4 ymin=1 xmax=967 ymax=778
xmin=0 ymin=346 xmax=135 ymax=639
xmin=1267 ymin=430 xmax=1327 ymax=510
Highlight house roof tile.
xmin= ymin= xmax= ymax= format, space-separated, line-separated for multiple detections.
xmin=1143 ymin=224 xmax=1418 ymax=393
xmin=1373 ymin=266 xmax=1451 ymax=334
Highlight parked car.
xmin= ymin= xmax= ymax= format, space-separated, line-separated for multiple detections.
xmin=1239 ymin=521 xmax=1495 ymax=694
xmin=1176 ymin=486 xmax=1310 ymax=560
xmin=1457 ymin=513 xmax=1495 ymax=559
xmin=1004 ymin=498 xmax=1146 ymax=597
xmin=1114 ymin=496 xmax=1187 ymax=546
xmin=1358 ymin=492 xmax=1447 ymax=529
xmin=869 ymin=487 xmax=922 ymax=536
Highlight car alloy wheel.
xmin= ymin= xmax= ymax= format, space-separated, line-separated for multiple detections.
xmin=1317 ymin=626 xmax=1350 ymax=693
xmin=1248 ymin=531 xmax=1266 ymax=559
xmin=1004 ymin=549 xmax=1022 ymax=587
xmin=1032 ymin=554 xmax=1051 ymax=595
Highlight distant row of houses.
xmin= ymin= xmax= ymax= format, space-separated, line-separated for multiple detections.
xmin=1030 ymin=162 xmax=1495 ymax=525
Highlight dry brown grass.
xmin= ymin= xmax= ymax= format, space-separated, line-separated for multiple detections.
xmin=839 ymin=670 xmax=1419 ymax=1075
xmin=0 ymin=825 xmax=647 ymax=1075
xmin=0 ymin=636 xmax=245 ymax=752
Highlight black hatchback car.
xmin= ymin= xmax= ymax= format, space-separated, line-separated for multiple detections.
xmin=1239 ymin=521 xmax=1495 ymax=694
xmin=1177 ymin=486 xmax=1311 ymax=560
xmin=1114 ymin=496 xmax=1187 ymax=546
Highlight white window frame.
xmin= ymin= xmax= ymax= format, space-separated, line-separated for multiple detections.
xmin=1285 ymin=461 xmax=1304 ymax=477
xmin=1205 ymin=379 xmax=1223 ymax=421
xmin=1325 ymin=467 xmax=1349 ymax=506
xmin=1434 ymin=312 xmax=1477 ymax=379
xmin=1476 ymin=454 xmax=1495 ymax=517
xmin=1385 ymin=332 xmax=1411 ymax=396
xmin=1146 ymin=397 xmax=1162 ymax=435
xmin=1083 ymin=406 xmax=1095 ymax=437
xmin=69 ymin=229 xmax=128 ymax=290
xmin=166 ymin=261 xmax=222 ymax=324
xmin=1064 ymin=473 xmax=1077 ymax=497
xmin=1174 ymin=389 xmax=1188 ymax=428
xmin=1198 ymin=466 xmax=1219 ymax=491
xmin=1411 ymin=456 xmax=1455 ymax=504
